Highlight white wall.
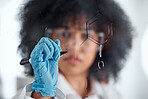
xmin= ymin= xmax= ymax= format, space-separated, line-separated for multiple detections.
xmin=114 ymin=0 xmax=148 ymax=99
xmin=0 ymin=0 xmax=24 ymax=98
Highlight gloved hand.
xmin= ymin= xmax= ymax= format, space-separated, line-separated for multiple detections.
xmin=30 ymin=37 xmax=62 ymax=97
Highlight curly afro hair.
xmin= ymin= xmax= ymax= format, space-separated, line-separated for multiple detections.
xmin=18 ymin=0 xmax=133 ymax=82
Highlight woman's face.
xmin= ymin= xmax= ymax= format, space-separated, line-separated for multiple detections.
xmin=51 ymin=16 xmax=98 ymax=76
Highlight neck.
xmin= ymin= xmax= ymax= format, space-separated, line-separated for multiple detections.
xmin=63 ymin=72 xmax=90 ymax=98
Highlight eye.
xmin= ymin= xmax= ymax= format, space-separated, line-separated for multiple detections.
xmin=82 ymin=34 xmax=88 ymax=39
xmin=58 ymin=32 xmax=70 ymax=38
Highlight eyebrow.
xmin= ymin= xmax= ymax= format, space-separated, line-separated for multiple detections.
xmin=59 ymin=25 xmax=97 ymax=32
xmin=61 ymin=25 xmax=69 ymax=29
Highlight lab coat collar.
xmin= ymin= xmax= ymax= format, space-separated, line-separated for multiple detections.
xmin=57 ymin=73 xmax=104 ymax=99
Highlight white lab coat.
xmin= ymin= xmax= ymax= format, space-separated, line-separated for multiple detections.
xmin=13 ymin=74 xmax=121 ymax=99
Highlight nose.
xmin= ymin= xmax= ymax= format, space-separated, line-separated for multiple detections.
xmin=71 ymin=39 xmax=81 ymax=50
xmin=67 ymin=33 xmax=82 ymax=52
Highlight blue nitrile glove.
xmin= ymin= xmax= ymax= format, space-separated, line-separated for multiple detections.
xmin=30 ymin=37 xmax=62 ymax=97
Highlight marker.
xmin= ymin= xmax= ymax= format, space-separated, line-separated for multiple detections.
xmin=20 ymin=51 xmax=67 ymax=65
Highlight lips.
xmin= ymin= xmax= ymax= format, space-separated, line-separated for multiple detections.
xmin=64 ymin=56 xmax=82 ymax=65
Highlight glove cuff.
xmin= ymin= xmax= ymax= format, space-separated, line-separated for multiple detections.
xmin=32 ymin=82 xmax=56 ymax=97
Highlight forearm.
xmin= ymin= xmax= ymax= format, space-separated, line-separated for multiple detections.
xmin=31 ymin=91 xmax=52 ymax=99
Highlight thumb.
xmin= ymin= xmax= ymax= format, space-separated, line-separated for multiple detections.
xmin=54 ymin=39 xmax=61 ymax=51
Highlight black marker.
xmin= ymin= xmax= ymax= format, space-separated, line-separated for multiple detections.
xmin=20 ymin=51 xmax=67 ymax=65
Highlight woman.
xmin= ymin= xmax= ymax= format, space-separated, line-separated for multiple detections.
xmin=13 ymin=0 xmax=133 ymax=98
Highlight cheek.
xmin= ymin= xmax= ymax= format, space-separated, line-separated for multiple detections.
xmin=83 ymin=51 xmax=97 ymax=68
xmin=80 ymin=44 xmax=98 ymax=70
xmin=81 ymin=39 xmax=99 ymax=52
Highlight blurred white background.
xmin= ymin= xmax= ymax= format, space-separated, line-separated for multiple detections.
xmin=0 ymin=0 xmax=148 ymax=99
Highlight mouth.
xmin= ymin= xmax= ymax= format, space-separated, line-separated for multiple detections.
xmin=64 ymin=56 xmax=82 ymax=65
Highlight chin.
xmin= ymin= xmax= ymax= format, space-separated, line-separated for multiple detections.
xmin=60 ymin=67 xmax=88 ymax=76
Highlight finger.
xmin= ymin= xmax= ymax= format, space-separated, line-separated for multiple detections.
xmin=30 ymin=44 xmax=43 ymax=62
xmin=47 ymin=38 xmax=61 ymax=61
xmin=34 ymin=62 xmax=47 ymax=78
xmin=31 ymin=43 xmax=51 ymax=61
xmin=54 ymin=39 xmax=61 ymax=48
xmin=48 ymin=61 xmax=59 ymax=80
xmin=38 ymin=37 xmax=54 ymax=59
xmin=30 ymin=44 xmax=50 ymax=71
xmin=54 ymin=39 xmax=62 ymax=51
